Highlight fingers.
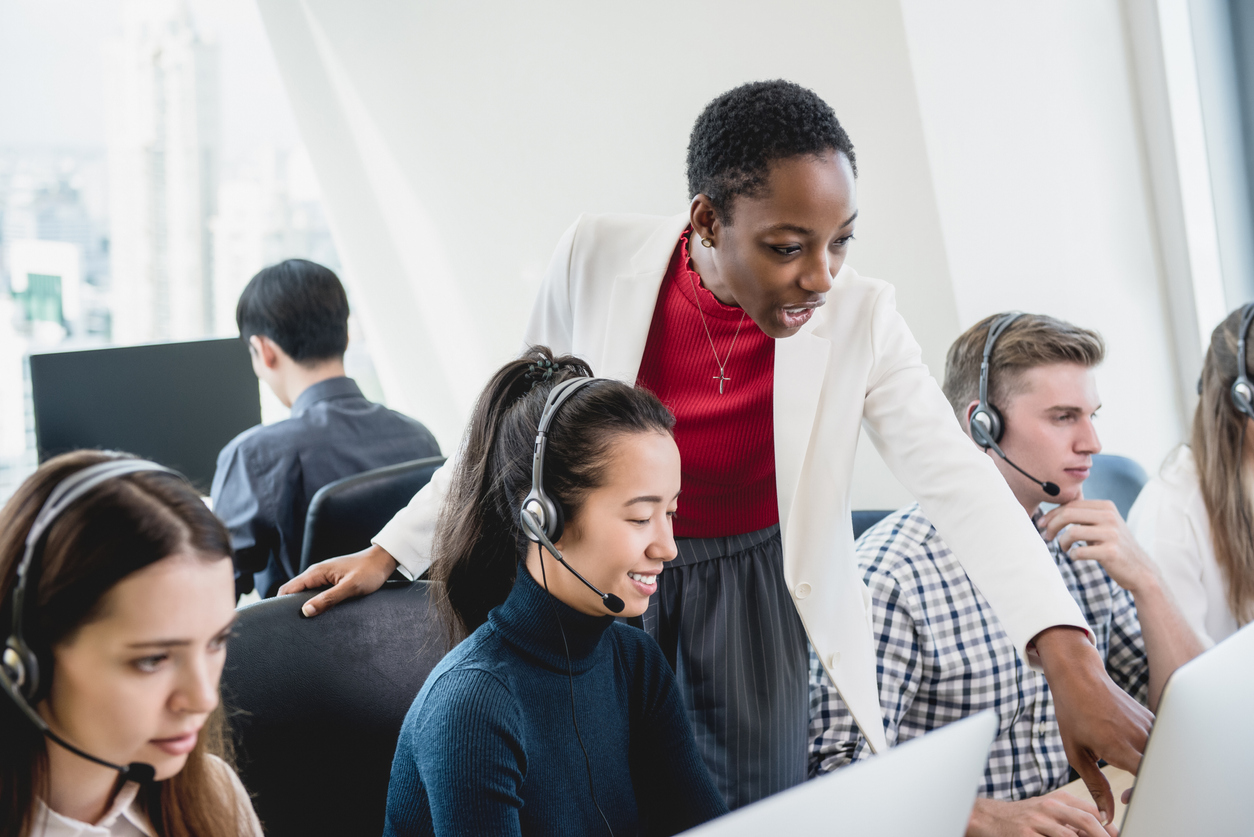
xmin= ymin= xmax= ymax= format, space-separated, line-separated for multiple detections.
xmin=300 ymin=580 xmax=355 ymax=617
xmin=277 ymin=565 xmax=333 ymax=597
xmin=1039 ymin=500 xmax=1120 ymax=541
xmin=1073 ymin=755 xmax=1115 ymax=827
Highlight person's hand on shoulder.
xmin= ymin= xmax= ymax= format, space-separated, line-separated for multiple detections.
xmin=968 ymin=790 xmax=1118 ymax=837
xmin=1038 ymin=497 xmax=1161 ymax=594
xmin=277 ymin=543 xmax=399 ymax=616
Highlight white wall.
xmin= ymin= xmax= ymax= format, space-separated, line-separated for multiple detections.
xmin=258 ymin=0 xmax=1190 ymax=505
xmin=899 ymin=0 xmax=1187 ymax=480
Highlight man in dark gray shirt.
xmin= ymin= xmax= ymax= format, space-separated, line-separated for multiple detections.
xmin=212 ymin=259 xmax=440 ymax=598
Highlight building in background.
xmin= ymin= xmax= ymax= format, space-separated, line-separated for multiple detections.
xmin=107 ymin=0 xmax=220 ymax=343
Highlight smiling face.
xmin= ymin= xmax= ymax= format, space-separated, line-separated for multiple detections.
xmin=688 ymin=151 xmax=858 ymax=339
xmin=526 ymin=430 xmax=681 ymax=618
xmin=969 ymin=362 xmax=1103 ymax=514
xmin=40 ymin=552 xmax=236 ymax=782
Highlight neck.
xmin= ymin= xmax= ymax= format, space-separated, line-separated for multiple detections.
xmin=42 ymin=735 xmax=123 ymax=825
xmin=278 ymin=359 xmax=346 ymax=407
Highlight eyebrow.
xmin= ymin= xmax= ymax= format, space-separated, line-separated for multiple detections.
xmin=125 ymin=617 xmax=237 ymax=649
xmin=623 ymin=491 xmax=681 ymax=506
xmin=1046 ymin=404 xmax=1100 ymax=413
xmin=764 ymin=211 xmax=858 ymax=237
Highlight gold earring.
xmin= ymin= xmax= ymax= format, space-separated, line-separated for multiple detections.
xmin=701 ymin=237 xmax=714 ymax=248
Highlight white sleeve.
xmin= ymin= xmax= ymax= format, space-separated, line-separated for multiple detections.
xmin=859 ymin=285 xmax=1092 ymax=663
xmin=371 ymin=217 xmax=583 ymax=577
xmin=1127 ymin=480 xmax=1216 ymax=647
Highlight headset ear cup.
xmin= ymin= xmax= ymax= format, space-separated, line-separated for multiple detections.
xmin=1233 ymin=380 xmax=1254 ymax=421
xmin=970 ymin=405 xmax=1004 ymax=448
xmin=3 ymin=640 xmax=39 ymax=702
xmin=549 ymin=499 xmax=565 ymax=544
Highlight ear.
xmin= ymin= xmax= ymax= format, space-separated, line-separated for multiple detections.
xmin=249 ymin=335 xmax=281 ymax=371
xmin=689 ymin=194 xmax=721 ymax=244
xmin=964 ymin=400 xmax=980 ymax=432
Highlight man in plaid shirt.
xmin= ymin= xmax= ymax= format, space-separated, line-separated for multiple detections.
xmin=809 ymin=314 xmax=1203 ymax=837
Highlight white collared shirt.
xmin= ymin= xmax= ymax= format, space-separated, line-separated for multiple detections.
xmin=31 ymin=755 xmax=262 ymax=837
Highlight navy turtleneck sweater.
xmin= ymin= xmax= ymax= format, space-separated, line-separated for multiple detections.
xmin=384 ymin=568 xmax=728 ymax=836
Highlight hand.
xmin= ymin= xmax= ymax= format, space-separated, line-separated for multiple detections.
xmin=1037 ymin=499 xmax=1159 ymax=594
xmin=277 ymin=544 xmax=399 ymax=617
xmin=968 ymin=791 xmax=1118 ymax=837
xmin=1033 ymin=626 xmax=1152 ymax=825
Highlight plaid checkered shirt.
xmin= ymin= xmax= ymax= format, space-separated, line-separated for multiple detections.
xmin=809 ymin=503 xmax=1149 ymax=799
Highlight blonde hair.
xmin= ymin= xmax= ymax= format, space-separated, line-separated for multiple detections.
xmin=1193 ymin=306 xmax=1254 ymax=626
xmin=942 ymin=312 xmax=1106 ymax=423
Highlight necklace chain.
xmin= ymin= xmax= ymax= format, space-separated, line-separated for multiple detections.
xmin=687 ymin=272 xmax=747 ymax=394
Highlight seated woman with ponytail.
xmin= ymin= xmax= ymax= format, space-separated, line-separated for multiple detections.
xmin=384 ymin=348 xmax=728 ymax=837
xmin=0 ymin=451 xmax=262 ymax=837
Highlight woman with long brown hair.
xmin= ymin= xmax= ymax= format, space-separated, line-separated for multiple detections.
xmin=0 ymin=451 xmax=262 ymax=837
xmin=1129 ymin=303 xmax=1254 ymax=645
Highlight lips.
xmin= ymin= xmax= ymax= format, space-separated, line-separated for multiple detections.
xmin=150 ymin=730 xmax=199 ymax=756
xmin=627 ymin=569 xmax=661 ymax=596
xmin=780 ymin=299 xmax=825 ymax=330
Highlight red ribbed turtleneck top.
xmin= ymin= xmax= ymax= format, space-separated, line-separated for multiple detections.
xmin=635 ymin=229 xmax=778 ymax=538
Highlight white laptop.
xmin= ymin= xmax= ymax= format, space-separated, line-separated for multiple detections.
xmin=680 ymin=710 xmax=997 ymax=836
xmin=1119 ymin=621 xmax=1254 ymax=836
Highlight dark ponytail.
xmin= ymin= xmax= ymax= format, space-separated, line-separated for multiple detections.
xmin=429 ymin=346 xmax=675 ymax=645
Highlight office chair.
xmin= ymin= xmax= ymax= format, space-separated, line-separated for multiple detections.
xmin=853 ymin=510 xmax=894 ymax=540
xmin=222 ymin=580 xmax=446 ymax=837
xmin=1082 ymin=453 xmax=1149 ymax=519
xmin=299 ymin=455 xmax=445 ymax=573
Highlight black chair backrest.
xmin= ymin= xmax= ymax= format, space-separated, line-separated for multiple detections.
xmin=300 ymin=455 xmax=445 ymax=573
xmin=223 ymin=580 xmax=447 ymax=837
xmin=1082 ymin=453 xmax=1149 ymax=519
xmin=853 ymin=509 xmax=894 ymax=540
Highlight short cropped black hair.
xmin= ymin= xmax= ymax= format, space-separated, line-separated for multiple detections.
xmin=236 ymin=258 xmax=349 ymax=364
xmin=686 ymin=80 xmax=857 ymax=222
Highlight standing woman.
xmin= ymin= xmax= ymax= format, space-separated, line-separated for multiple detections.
xmin=384 ymin=348 xmax=727 ymax=836
xmin=0 ymin=451 xmax=262 ymax=837
xmin=1129 ymin=304 xmax=1254 ymax=645
xmin=287 ymin=80 xmax=1150 ymax=815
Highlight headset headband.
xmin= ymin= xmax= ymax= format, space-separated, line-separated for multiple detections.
xmin=978 ymin=313 xmax=1022 ymax=408
xmin=523 ymin=376 xmax=602 ymax=543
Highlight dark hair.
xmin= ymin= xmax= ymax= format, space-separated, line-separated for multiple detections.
xmin=429 ymin=347 xmax=676 ymax=644
xmin=686 ymin=79 xmax=858 ymax=223
xmin=0 ymin=451 xmax=240 ymax=837
xmin=942 ymin=312 xmax=1106 ymax=423
xmin=235 ymin=258 xmax=349 ymax=364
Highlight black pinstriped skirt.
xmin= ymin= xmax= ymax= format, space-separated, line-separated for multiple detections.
xmin=638 ymin=524 xmax=809 ymax=810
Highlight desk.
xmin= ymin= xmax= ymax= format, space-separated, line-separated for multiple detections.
xmin=1058 ymin=765 xmax=1135 ymax=828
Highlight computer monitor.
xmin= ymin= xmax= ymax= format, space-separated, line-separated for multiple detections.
xmin=30 ymin=338 xmax=262 ymax=491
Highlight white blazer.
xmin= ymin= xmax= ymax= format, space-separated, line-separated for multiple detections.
xmin=375 ymin=212 xmax=1090 ymax=753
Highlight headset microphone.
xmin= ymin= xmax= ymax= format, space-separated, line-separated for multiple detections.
xmin=968 ymin=313 xmax=1061 ymax=499
xmin=980 ymin=436 xmax=1061 ymax=497
xmin=520 ymin=509 xmax=625 ymax=614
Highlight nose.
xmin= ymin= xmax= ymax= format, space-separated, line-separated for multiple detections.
xmin=1077 ymin=416 xmax=1102 ymax=455
xmin=800 ymin=248 xmax=836 ymax=294
xmin=650 ymin=518 xmax=679 ymax=564
xmin=171 ymin=654 xmax=221 ymax=716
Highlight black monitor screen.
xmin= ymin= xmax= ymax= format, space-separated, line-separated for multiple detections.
xmin=30 ymin=338 xmax=262 ymax=491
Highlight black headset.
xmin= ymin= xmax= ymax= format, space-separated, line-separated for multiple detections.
xmin=519 ymin=375 xmax=625 ymax=614
xmin=968 ymin=312 xmax=1061 ymax=497
xmin=1230 ymin=303 xmax=1254 ymax=422
xmin=516 ymin=375 xmax=618 ymax=836
xmin=1 ymin=458 xmax=180 ymax=785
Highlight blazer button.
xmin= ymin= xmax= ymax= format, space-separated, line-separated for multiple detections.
xmin=828 ymin=652 xmax=841 ymax=667
xmin=794 ymin=582 xmax=812 ymax=599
